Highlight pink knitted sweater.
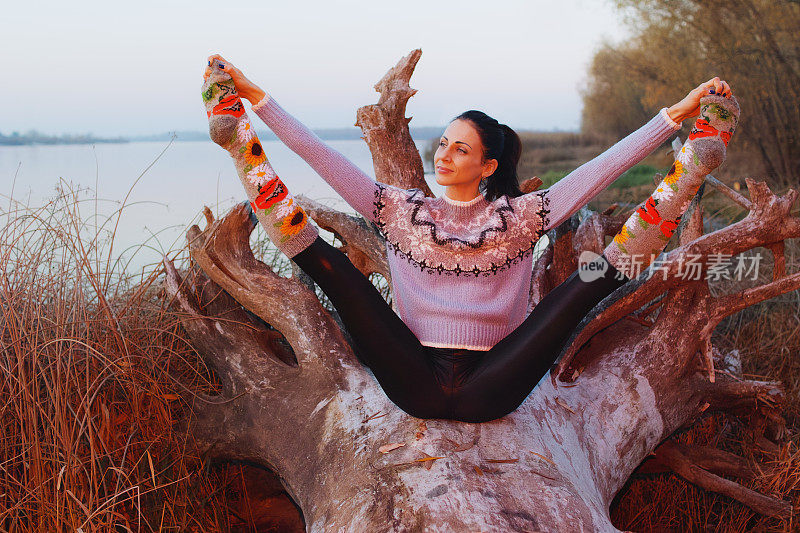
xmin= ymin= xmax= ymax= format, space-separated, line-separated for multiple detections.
xmin=251 ymin=95 xmax=681 ymax=350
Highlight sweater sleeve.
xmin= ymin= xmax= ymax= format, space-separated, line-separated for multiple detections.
xmin=250 ymin=94 xmax=381 ymax=223
xmin=516 ymin=108 xmax=682 ymax=232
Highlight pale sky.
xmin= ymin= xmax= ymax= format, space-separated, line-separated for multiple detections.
xmin=2 ymin=0 xmax=628 ymax=137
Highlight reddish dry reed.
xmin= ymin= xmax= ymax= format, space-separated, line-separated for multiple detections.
xmin=0 ymin=180 xmax=297 ymax=531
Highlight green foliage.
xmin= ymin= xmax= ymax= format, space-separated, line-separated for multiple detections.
xmin=542 ymin=164 xmax=663 ymax=189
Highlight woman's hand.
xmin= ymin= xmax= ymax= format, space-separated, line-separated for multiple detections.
xmin=667 ymin=77 xmax=733 ymax=124
xmin=203 ymin=54 xmax=266 ymax=105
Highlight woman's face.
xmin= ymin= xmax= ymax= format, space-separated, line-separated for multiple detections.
xmin=434 ymin=119 xmax=497 ymax=188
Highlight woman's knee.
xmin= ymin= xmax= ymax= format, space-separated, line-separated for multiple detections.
xmin=294 ymin=237 xmax=348 ymax=277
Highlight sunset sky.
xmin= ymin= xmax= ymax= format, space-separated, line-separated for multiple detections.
xmin=3 ymin=0 xmax=629 ymax=136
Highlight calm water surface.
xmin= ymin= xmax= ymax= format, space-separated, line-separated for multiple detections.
xmin=1 ymin=138 xmax=441 ymax=272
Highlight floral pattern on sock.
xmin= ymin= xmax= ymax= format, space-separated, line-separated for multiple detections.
xmin=276 ymin=206 xmax=308 ymax=241
xmin=252 ymin=177 xmax=289 ymax=211
xmin=246 ymin=163 xmax=276 ymax=187
xmin=664 ymin=160 xmax=683 ymax=191
xmin=237 ymin=118 xmax=256 ymax=143
xmin=210 ymin=83 xmax=245 ymax=118
xmin=243 ymin=138 xmax=267 ymax=167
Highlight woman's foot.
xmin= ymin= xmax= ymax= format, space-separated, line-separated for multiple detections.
xmin=604 ymin=94 xmax=740 ymax=279
xmin=202 ymin=60 xmax=318 ymax=258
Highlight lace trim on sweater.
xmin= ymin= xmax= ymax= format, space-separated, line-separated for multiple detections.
xmin=372 ymin=184 xmax=551 ymax=276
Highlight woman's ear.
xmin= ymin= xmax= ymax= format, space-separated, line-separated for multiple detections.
xmin=481 ymin=159 xmax=499 ymax=178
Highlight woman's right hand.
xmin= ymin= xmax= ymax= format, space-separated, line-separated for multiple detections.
xmin=666 ymin=77 xmax=733 ymax=124
xmin=204 ymin=54 xmax=266 ymax=105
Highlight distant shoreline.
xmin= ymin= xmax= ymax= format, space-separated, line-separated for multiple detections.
xmin=0 ymin=125 xmax=582 ymax=146
xmin=0 ymin=127 xmax=446 ymax=146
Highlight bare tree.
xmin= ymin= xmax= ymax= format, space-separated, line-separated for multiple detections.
xmin=164 ymin=50 xmax=800 ymax=531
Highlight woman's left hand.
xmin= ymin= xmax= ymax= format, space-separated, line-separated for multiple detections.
xmin=667 ymin=77 xmax=733 ymax=124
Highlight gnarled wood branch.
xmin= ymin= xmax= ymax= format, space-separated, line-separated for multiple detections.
xmin=553 ymin=177 xmax=800 ymax=384
xmin=294 ymin=195 xmax=390 ymax=280
xmin=355 ymin=49 xmax=431 ymax=195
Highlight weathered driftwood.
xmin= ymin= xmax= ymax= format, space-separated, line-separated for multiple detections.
xmin=164 ymin=50 xmax=800 ymax=531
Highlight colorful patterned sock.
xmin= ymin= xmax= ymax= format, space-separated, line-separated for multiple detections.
xmin=604 ymin=94 xmax=740 ymax=279
xmin=201 ymin=62 xmax=318 ymax=258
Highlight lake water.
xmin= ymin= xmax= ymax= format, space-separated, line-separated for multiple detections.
xmin=1 ymin=138 xmax=443 ymax=273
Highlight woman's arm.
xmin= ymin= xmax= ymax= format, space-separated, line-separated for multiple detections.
xmin=534 ymin=108 xmax=682 ymax=231
xmin=205 ymin=54 xmax=382 ymax=223
xmin=515 ymin=76 xmax=732 ymax=233
xmin=250 ymin=94 xmax=381 ymax=223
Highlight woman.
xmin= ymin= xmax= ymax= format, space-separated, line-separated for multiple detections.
xmin=201 ymin=54 xmax=738 ymax=423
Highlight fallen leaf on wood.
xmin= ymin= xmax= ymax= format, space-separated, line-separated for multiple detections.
xmin=415 ymin=456 xmax=444 ymax=463
xmin=379 ymin=442 xmax=405 ymax=454
xmin=528 ymin=451 xmax=556 ymax=466
xmin=555 ymin=397 xmax=575 ymax=414
xmin=362 ymin=411 xmax=387 ymax=423
xmin=390 ymin=453 xmax=445 ymax=470
xmin=416 ymin=452 xmax=444 ymax=471
xmin=486 ymin=458 xmax=518 ymax=464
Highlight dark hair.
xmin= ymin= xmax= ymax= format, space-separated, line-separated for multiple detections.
xmin=453 ymin=110 xmax=523 ymax=202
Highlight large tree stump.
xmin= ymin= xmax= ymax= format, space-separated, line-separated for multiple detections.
xmin=164 ymin=50 xmax=800 ymax=531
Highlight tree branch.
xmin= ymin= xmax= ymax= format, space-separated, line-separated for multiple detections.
xmin=294 ymin=195 xmax=390 ymax=280
xmin=652 ymin=440 xmax=791 ymax=518
xmin=355 ymin=49 xmax=430 ymax=194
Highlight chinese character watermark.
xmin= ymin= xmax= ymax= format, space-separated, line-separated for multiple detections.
xmin=577 ymin=250 xmax=764 ymax=283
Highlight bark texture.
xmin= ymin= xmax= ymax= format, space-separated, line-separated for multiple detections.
xmin=164 ymin=50 xmax=800 ymax=531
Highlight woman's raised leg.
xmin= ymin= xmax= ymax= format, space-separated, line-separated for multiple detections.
xmin=452 ymin=253 xmax=627 ymax=422
xmin=203 ymin=65 xmax=448 ymax=418
xmin=203 ymin=61 xmax=319 ymax=257
xmin=604 ymin=94 xmax=740 ymax=279
xmin=452 ymin=94 xmax=740 ymax=422
xmin=292 ymin=238 xmax=451 ymax=418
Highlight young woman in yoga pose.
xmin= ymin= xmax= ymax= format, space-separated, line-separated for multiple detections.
xmin=201 ymin=54 xmax=738 ymax=423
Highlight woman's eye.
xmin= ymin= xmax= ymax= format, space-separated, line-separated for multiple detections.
xmin=458 ymin=148 xmax=467 ymax=154
xmin=438 ymin=141 xmax=446 ymax=147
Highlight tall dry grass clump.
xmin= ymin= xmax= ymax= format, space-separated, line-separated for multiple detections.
xmin=0 ymin=179 xmax=292 ymax=531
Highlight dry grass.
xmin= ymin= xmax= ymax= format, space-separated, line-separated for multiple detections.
xmin=0 ymin=178 xmax=305 ymax=531
xmin=611 ymin=413 xmax=800 ymax=532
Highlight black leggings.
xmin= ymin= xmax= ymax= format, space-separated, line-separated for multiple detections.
xmin=292 ymin=237 xmax=628 ymax=422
